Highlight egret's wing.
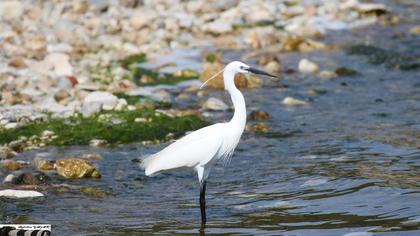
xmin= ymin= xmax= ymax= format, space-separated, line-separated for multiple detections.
xmin=142 ymin=124 xmax=224 ymax=176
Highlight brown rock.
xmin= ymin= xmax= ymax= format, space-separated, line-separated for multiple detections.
xmin=2 ymin=160 xmax=21 ymax=171
xmin=54 ymin=89 xmax=71 ymax=103
xmin=33 ymin=157 xmax=54 ymax=171
xmin=249 ymin=110 xmax=271 ymax=121
xmin=0 ymin=146 xmax=18 ymax=159
xmin=8 ymin=57 xmax=27 ymax=68
xmin=1 ymin=91 xmax=20 ymax=105
xmin=246 ymin=123 xmax=270 ymax=133
xmin=73 ymin=0 xmax=89 ymax=14
xmin=55 ymin=158 xmax=101 ymax=179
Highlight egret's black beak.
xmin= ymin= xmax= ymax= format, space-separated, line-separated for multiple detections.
xmin=246 ymin=67 xmax=279 ymax=78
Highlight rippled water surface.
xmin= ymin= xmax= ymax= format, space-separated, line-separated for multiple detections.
xmin=2 ymin=2 xmax=420 ymax=235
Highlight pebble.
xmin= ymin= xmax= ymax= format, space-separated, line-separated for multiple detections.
xmin=89 ymin=139 xmax=108 ymax=147
xmin=1 ymin=160 xmax=21 ymax=171
xmin=14 ymin=172 xmax=48 ymax=185
xmin=298 ymin=59 xmax=320 ymax=74
xmin=246 ymin=123 xmax=270 ymax=133
xmin=249 ymin=110 xmax=271 ymax=121
xmin=203 ymin=97 xmax=229 ymax=111
xmin=83 ymin=91 xmax=119 ymax=116
xmin=3 ymin=174 xmax=15 ymax=183
xmin=282 ymin=97 xmax=307 ymax=106
xmin=4 ymin=122 xmax=18 ymax=129
xmin=0 ymin=189 xmax=44 ymax=198
xmin=409 ymin=25 xmax=420 ymax=35
xmin=33 ymin=156 xmax=55 ymax=171
xmin=264 ymin=61 xmax=282 ymax=73
xmin=319 ymin=70 xmax=337 ymax=79
xmin=0 ymin=1 xmax=23 ymax=20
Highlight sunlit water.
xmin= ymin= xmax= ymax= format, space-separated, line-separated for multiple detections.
xmin=1 ymin=2 xmax=420 ymax=235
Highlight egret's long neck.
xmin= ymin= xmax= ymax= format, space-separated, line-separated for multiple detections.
xmin=224 ymin=70 xmax=246 ymax=130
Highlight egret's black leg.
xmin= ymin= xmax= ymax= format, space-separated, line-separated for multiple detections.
xmin=200 ymin=180 xmax=207 ymax=228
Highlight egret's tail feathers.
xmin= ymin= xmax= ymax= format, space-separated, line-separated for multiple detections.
xmin=140 ymin=155 xmax=160 ymax=176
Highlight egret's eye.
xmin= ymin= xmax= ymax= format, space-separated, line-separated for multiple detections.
xmin=240 ymin=66 xmax=245 ymax=70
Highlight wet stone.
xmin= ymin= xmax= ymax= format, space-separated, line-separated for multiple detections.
xmin=1 ymin=160 xmax=21 ymax=171
xmin=247 ymin=123 xmax=270 ymax=133
xmin=33 ymin=156 xmax=55 ymax=171
xmin=55 ymin=158 xmax=101 ymax=179
xmin=13 ymin=172 xmax=49 ymax=185
xmin=249 ymin=110 xmax=272 ymax=121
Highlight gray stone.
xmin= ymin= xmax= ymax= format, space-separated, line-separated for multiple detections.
xmin=203 ymin=97 xmax=229 ymax=111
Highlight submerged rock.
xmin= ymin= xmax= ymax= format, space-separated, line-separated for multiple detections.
xmin=1 ymin=160 xmax=21 ymax=171
xmin=409 ymin=25 xmax=420 ymax=35
xmin=13 ymin=172 xmax=49 ymax=185
xmin=203 ymin=97 xmax=229 ymax=111
xmin=80 ymin=186 xmax=113 ymax=198
xmin=33 ymin=156 xmax=55 ymax=171
xmin=282 ymin=97 xmax=307 ymax=106
xmin=319 ymin=70 xmax=337 ymax=79
xmin=298 ymin=59 xmax=320 ymax=74
xmin=249 ymin=110 xmax=271 ymax=121
xmin=0 ymin=189 xmax=44 ymax=198
xmin=246 ymin=123 xmax=270 ymax=133
xmin=55 ymin=158 xmax=101 ymax=179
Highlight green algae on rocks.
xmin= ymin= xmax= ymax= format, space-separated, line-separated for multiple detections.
xmin=119 ymin=53 xmax=199 ymax=86
xmin=0 ymin=110 xmax=208 ymax=146
xmin=346 ymin=45 xmax=420 ymax=71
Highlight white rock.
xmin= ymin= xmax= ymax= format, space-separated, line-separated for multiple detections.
xmin=343 ymin=232 xmax=373 ymax=236
xmin=0 ymin=1 xmax=23 ymax=20
xmin=4 ymin=122 xmax=18 ymax=129
xmin=44 ymin=53 xmax=73 ymax=76
xmin=298 ymin=58 xmax=320 ymax=74
xmin=203 ymin=97 xmax=229 ymax=111
xmin=114 ymin=98 xmax=128 ymax=111
xmin=282 ymin=97 xmax=307 ymax=106
xmin=3 ymin=174 xmax=15 ymax=183
xmin=82 ymin=101 xmax=102 ymax=117
xmin=319 ymin=70 xmax=337 ymax=79
xmin=0 ymin=189 xmax=44 ymax=198
xmin=42 ymin=130 xmax=55 ymax=137
xmin=264 ymin=61 xmax=282 ymax=73
xmin=203 ymin=19 xmax=232 ymax=34
xmin=83 ymin=91 xmax=119 ymax=114
xmin=130 ymin=9 xmax=155 ymax=30
xmin=134 ymin=117 xmax=147 ymax=122
xmin=47 ymin=43 xmax=73 ymax=54
xmin=89 ymin=139 xmax=108 ymax=147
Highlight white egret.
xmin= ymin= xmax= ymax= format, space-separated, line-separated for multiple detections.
xmin=141 ymin=61 xmax=277 ymax=227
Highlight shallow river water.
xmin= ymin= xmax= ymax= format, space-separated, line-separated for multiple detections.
xmin=2 ymin=1 xmax=420 ymax=235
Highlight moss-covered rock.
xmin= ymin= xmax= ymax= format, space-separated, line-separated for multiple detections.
xmin=80 ymin=186 xmax=113 ymax=198
xmin=0 ymin=109 xmax=208 ymax=146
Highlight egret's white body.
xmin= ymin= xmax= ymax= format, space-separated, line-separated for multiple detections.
xmin=142 ymin=61 xmax=247 ymax=182
xmin=141 ymin=61 xmax=276 ymax=227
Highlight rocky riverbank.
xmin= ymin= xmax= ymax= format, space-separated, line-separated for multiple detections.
xmin=1 ymin=0 xmax=410 ymax=197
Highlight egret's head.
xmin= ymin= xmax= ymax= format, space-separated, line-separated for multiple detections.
xmin=200 ymin=61 xmax=278 ymax=89
xmin=226 ymin=61 xmax=278 ymax=78
xmin=225 ymin=61 xmax=251 ymax=74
